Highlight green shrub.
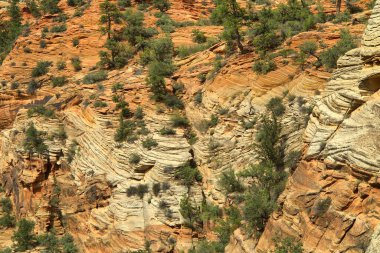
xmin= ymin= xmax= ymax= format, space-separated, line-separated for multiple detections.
xmin=134 ymin=106 xmax=144 ymax=119
xmin=170 ymin=114 xmax=189 ymax=128
xmin=37 ymin=232 xmax=60 ymax=253
xmin=93 ymin=100 xmax=107 ymax=108
xmin=0 ymin=198 xmax=15 ymax=228
xmin=27 ymin=80 xmax=39 ymax=95
xmin=27 ymin=105 xmax=55 ymax=118
xmin=60 ymin=233 xmax=78 ymax=253
xmin=50 ymin=24 xmax=67 ymax=33
xmin=179 ymin=195 xmax=201 ymax=229
xmin=12 ymin=219 xmax=36 ymax=252
xmin=26 ymin=0 xmax=41 ymax=17
xmin=240 ymin=163 xmax=287 ymax=235
xmin=142 ymin=137 xmax=158 ymax=150
xmin=123 ymin=9 xmax=158 ymax=48
xmin=266 ymin=97 xmax=285 ymax=116
xmin=23 ymin=123 xmax=48 ymax=155
xmin=40 ymin=39 xmax=47 ymax=48
xmin=299 ymin=41 xmax=318 ymax=55
xmin=154 ymin=0 xmax=171 ymax=12
xmin=175 ymin=164 xmax=202 ymax=188
xmin=192 ymin=29 xmax=207 ymax=43
xmin=83 ymin=71 xmax=107 ymax=84
xmin=114 ymin=119 xmax=136 ymax=142
xmin=254 ymin=115 xmax=283 ymax=167
xmin=320 ymin=29 xmax=357 ymax=70
xmin=40 ymin=0 xmax=61 ymax=14
xmin=177 ymin=38 xmax=218 ymax=58
xmin=31 ymin=61 xmax=52 ymax=77
xmin=159 ymin=127 xmax=176 ymax=135
xmin=51 ymin=76 xmax=68 ymax=87
xmin=285 ymin=150 xmax=301 ymax=170
xmin=333 ymin=11 xmax=351 ymax=23
xmin=72 ymin=38 xmax=79 ymax=46
xmin=98 ymin=40 xmax=134 ymax=69
xmin=253 ymin=59 xmax=277 ymax=75
xmin=71 ymin=57 xmax=82 ymax=71
xmin=218 ymin=169 xmax=245 ymax=194
xmin=194 ymin=90 xmax=202 ymax=105
xmin=56 ymin=60 xmax=66 ymax=70
xmin=129 ymin=153 xmax=141 ymax=164
xmin=118 ymin=0 xmax=131 ymax=8
xmin=162 ymin=94 xmax=184 ymax=109
xmin=112 ymin=83 xmax=123 ymax=92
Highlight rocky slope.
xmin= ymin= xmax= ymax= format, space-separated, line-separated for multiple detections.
xmin=0 ymin=0 xmax=378 ymax=252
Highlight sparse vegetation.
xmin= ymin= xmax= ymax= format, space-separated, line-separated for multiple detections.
xmin=51 ymin=76 xmax=68 ymax=87
xmin=170 ymin=114 xmax=189 ymax=128
xmin=31 ymin=61 xmax=52 ymax=77
xmin=0 ymin=198 xmax=15 ymax=228
xmin=129 ymin=153 xmax=141 ymax=164
xmin=23 ymin=123 xmax=48 ymax=156
xmin=27 ymin=105 xmax=55 ymax=118
xmin=83 ymin=71 xmax=108 ymax=84
xmin=71 ymin=57 xmax=82 ymax=71
xmin=321 ymin=29 xmax=357 ymax=70
xmin=142 ymin=137 xmax=158 ymax=150
xmin=12 ymin=219 xmax=36 ymax=252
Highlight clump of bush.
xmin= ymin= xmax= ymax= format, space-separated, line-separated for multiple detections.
xmin=83 ymin=71 xmax=107 ymax=84
xmin=129 ymin=153 xmax=141 ymax=164
xmin=170 ymin=114 xmax=189 ymax=128
xmin=127 ymin=184 xmax=149 ymax=199
xmin=266 ymin=97 xmax=285 ymax=116
xmin=159 ymin=127 xmax=176 ymax=135
xmin=71 ymin=57 xmax=82 ymax=71
xmin=51 ymin=76 xmax=68 ymax=87
xmin=0 ymin=198 xmax=15 ymax=228
xmin=27 ymin=105 xmax=55 ymax=118
xmin=50 ymin=24 xmax=67 ymax=33
xmin=142 ymin=137 xmax=158 ymax=150
xmin=320 ymin=29 xmax=357 ymax=70
xmin=31 ymin=61 xmax=52 ymax=77
xmin=253 ymin=59 xmax=277 ymax=75
xmin=192 ymin=29 xmax=207 ymax=44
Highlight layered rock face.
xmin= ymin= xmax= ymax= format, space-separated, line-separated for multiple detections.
xmin=0 ymin=0 xmax=376 ymax=252
xmin=254 ymin=1 xmax=380 ymax=252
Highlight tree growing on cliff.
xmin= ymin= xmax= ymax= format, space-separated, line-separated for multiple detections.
xmin=40 ymin=0 xmax=61 ymax=14
xmin=211 ymin=0 xmax=245 ymax=53
xmin=153 ymin=0 xmax=171 ymax=12
xmin=100 ymin=0 xmax=122 ymax=39
xmin=12 ymin=219 xmax=36 ymax=252
xmin=7 ymin=0 xmax=22 ymax=27
xmin=23 ymin=123 xmax=48 ymax=156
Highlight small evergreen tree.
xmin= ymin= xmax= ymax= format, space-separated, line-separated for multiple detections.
xmin=100 ymin=0 xmax=122 ymax=39
xmin=12 ymin=219 xmax=36 ymax=252
xmin=153 ymin=0 xmax=171 ymax=12
xmin=23 ymin=123 xmax=48 ymax=156
xmin=8 ymin=0 xmax=22 ymax=27
xmin=212 ymin=0 xmax=245 ymax=53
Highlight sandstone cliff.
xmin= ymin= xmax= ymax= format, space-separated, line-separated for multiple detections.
xmin=0 ymin=0 xmax=378 ymax=252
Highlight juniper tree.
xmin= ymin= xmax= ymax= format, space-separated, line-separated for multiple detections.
xmin=212 ymin=0 xmax=245 ymax=53
xmin=100 ymin=0 xmax=122 ymax=39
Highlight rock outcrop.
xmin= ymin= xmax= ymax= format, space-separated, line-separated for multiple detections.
xmin=254 ymin=1 xmax=380 ymax=252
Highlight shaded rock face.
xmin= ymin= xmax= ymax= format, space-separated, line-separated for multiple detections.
xmin=254 ymin=1 xmax=380 ymax=252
